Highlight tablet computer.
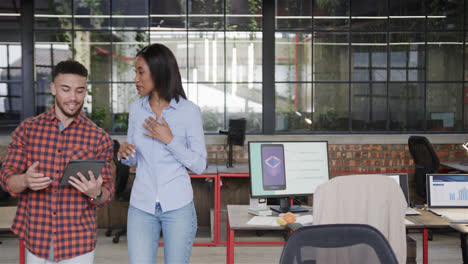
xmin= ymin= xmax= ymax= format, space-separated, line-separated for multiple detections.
xmin=59 ymin=160 xmax=105 ymax=186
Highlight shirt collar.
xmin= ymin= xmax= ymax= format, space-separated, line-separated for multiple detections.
xmin=169 ymin=97 xmax=182 ymax=109
xmin=45 ymin=104 xmax=85 ymax=125
xmin=141 ymin=96 xmax=183 ymax=112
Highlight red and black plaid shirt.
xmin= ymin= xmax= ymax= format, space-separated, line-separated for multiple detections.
xmin=0 ymin=106 xmax=114 ymax=261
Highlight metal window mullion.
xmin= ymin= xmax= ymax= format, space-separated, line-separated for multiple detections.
xmin=21 ymin=0 xmax=35 ymax=120
xmin=224 ymin=0 xmax=227 ymax=129
xmin=6 ymin=43 xmax=12 ymax=112
xmin=423 ymin=3 xmax=427 ymax=132
xmin=386 ymin=2 xmax=390 ymax=131
xmin=71 ymin=0 xmax=75 ymax=59
xmin=348 ymin=0 xmax=352 ymax=132
xmin=310 ymin=1 xmax=315 ymax=132
xmin=262 ymin=0 xmax=275 ymax=134
xmin=462 ymin=0 xmax=466 ymax=130
xmin=184 ymin=0 xmax=189 ymax=94
xmin=109 ymin=0 xmax=120 ymax=133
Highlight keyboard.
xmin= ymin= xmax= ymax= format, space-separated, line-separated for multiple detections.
xmin=429 ymin=208 xmax=468 ymax=223
xmin=406 ymin=207 xmax=421 ymax=216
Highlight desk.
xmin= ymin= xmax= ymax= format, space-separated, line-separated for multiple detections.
xmin=217 ymin=164 xmax=250 ymax=244
xmin=226 ymin=204 xmax=312 ymax=264
xmin=441 ymin=161 xmax=468 ymax=172
xmin=226 ymin=205 xmax=450 ymax=264
xmin=450 ymin=224 xmax=468 ymax=264
xmin=0 ymin=206 xmax=24 ymax=264
xmin=406 ymin=209 xmax=451 ymax=264
xmin=0 ymin=206 xmax=16 ymax=231
xmin=190 ymin=164 xmax=219 ymax=245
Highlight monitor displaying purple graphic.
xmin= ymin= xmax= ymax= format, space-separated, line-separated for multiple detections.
xmin=249 ymin=141 xmax=330 ymax=212
xmin=261 ymin=144 xmax=286 ymax=190
xmin=249 ymin=141 xmax=329 ymax=198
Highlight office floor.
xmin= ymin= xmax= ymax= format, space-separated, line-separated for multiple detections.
xmin=0 ymin=229 xmax=464 ymax=264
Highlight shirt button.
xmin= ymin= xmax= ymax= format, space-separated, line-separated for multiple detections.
xmin=56 ymin=170 xmax=59 ymax=173
xmin=54 ymin=232 xmax=57 ymax=235
xmin=58 ymin=149 xmax=61 ymax=153
xmin=53 ymin=211 xmax=56 ymax=215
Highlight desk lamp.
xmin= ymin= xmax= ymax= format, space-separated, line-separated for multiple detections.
xmin=219 ymin=118 xmax=246 ymax=168
xmin=463 ymin=141 xmax=468 ymax=151
xmin=461 ymin=141 xmax=468 ymax=166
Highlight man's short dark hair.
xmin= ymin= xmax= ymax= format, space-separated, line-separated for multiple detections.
xmin=53 ymin=60 xmax=88 ymax=80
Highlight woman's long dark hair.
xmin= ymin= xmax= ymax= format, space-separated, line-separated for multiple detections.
xmin=136 ymin=43 xmax=187 ymax=102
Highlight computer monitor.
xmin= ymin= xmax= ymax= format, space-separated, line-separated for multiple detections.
xmin=385 ymin=173 xmax=410 ymax=206
xmin=426 ymin=174 xmax=468 ymax=208
xmin=248 ymin=141 xmax=330 ymax=213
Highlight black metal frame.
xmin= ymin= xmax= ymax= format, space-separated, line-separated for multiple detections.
xmin=5 ymin=0 xmax=468 ymax=135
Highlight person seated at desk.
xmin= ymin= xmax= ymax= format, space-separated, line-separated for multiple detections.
xmin=118 ymin=43 xmax=207 ymax=264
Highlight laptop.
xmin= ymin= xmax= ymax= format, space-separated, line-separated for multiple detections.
xmin=385 ymin=173 xmax=421 ymax=216
xmin=426 ymin=174 xmax=468 ymax=223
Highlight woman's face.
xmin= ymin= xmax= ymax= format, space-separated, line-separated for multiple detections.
xmin=134 ymin=56 xmax=155 ymax=97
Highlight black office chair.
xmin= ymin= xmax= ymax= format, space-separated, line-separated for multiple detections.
xmin=0 ymin=162 xmax=9 ymax=203
xmin=408 ymin=136 xmax=440 ymax=199
xmin=280 ymin=224 xmax=399 ymax=264
xmin=105 ymin=140 xmax=131 ymax=243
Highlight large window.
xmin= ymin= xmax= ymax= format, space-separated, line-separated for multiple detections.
xmin=2 ymin=0 xmax=468 ymax=134
xmin=274 ymin=0 xmax=467 ymax=133
xmin=29 ymin=0 xmax=263 ymax=134
xmin=0 ymin=0 xmax=21 ymax=129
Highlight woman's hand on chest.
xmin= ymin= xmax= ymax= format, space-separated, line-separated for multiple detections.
xmin=142 ymin=116 xmax=174 ymax=145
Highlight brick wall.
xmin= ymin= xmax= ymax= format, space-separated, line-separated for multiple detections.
xmin=207 ymin=143 xmax=467 ymax=172
xmin=207 ymin=142 xmax=468 ymax=204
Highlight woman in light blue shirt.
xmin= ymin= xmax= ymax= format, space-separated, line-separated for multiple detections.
xmin=118 ymin=43 xmax=207 ymax=264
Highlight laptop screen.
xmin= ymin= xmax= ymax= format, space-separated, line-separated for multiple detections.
xmin=359 ymin=173 xmax=410 ymax=206
xmin=386 ymin=174 xmax=410 ymax=206
xmin=427 ymin=174 xmax=468 ymax=208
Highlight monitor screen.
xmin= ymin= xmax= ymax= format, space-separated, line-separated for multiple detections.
xmin=385 ymin=173 xmax=410 ymax=206
xmin=249 ymin=141 xmax=330 ymax=198
xmin=427 ymin=174 xmax=468 ymax=208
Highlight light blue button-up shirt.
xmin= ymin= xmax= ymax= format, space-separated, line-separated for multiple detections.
xmin=121 ymin=95 xmax=207 ymax=213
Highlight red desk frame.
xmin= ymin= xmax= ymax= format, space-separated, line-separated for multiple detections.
xmin=226 ymin=207 xmax=440 ymax=264
xmin=190 ymin=173 xmax=219 ymax=246
xmin=16 ymin=166 xmax=440 ymax=264
xmin=217 ymin=171 xmax=249 ymax=245
xmin=226 ymin=211 xmax=285 ymax=264
xmin=18 ymin=173 xmax=218 ymax=264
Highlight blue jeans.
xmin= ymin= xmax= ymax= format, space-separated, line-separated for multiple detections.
xmin=127 ymin=201 xmax=197 ymax=264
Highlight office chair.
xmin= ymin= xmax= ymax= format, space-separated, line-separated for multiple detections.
xmin=408 ymin=136 xmax=440 ymax=199
xmin=0 ymin=162 xmax=9 ymax=203
xmin=312 ymin=175 xmax=407 ymax=263
xmin=105 ymin=140 xmax=131 ymax=243
xmin=0 ymin=162 xmax=10 ymax=246
xmin=0 ymin=190 xmax=8 ymax=202
xmin=280 ymin=224 xmax=399 ymax=264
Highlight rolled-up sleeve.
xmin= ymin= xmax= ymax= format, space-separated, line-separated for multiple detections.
xmin=90 ymin=133 xmax=115 ymax=209
xmin=166 ymin=105 xmax=207 ymax=174
xmin=0 ymin=122 xmax=28 ymax=197
xmin=121 ymin=103 xmax=137 ymax=167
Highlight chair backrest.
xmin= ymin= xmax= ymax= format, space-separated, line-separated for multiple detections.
xmin=408 ymin=135 xmax=439 ymax=172
xmin=408 ymin=136 xmax=439 ymax=198
xmin=112 ymin=140 xmax=130 ymax=201
xmin=312 ymin=175 xmax=407 ymax=264
xmin=0 ymin=162 xmax=9 ymax=202
xmin=280 ymin=224 xmax=399 ymax=264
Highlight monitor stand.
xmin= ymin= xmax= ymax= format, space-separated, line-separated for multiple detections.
xmin=270 ymin=197 xmax=309 ymax=213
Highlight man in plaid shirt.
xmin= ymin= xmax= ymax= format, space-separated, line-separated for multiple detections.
xmin=0 ymin=60 xmax=114 ymax=263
